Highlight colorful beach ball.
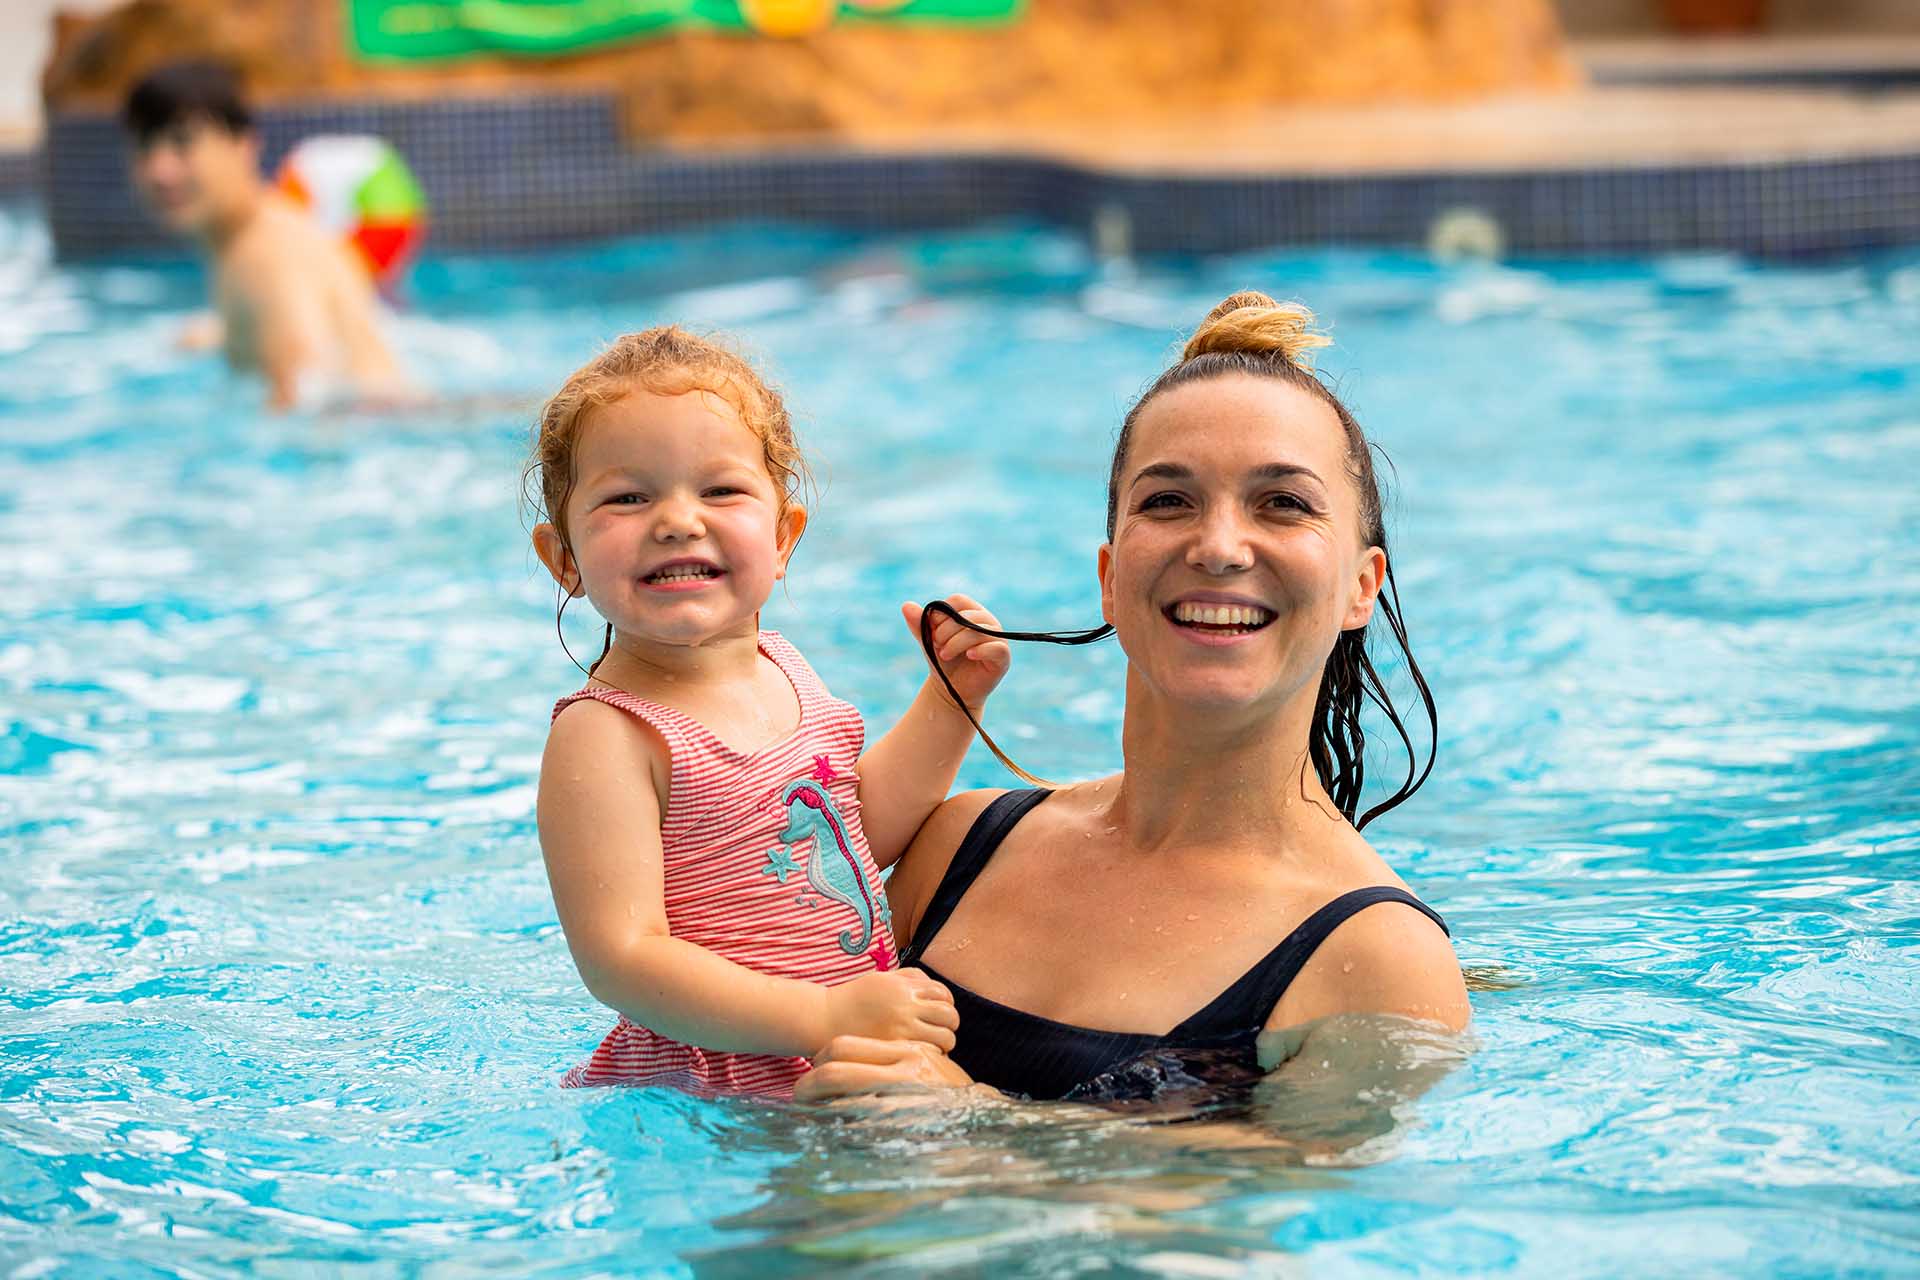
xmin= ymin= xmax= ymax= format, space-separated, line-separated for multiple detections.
xmin=275 ymin=135 xmax=427 ymax=288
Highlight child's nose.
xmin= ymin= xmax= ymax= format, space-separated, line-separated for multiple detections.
xmin=652 ymin=495 xmax=706 ymax=540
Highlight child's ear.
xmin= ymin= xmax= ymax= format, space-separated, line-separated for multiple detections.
xmin=532 ymin=523 xmax=583 ymax=597
xmin=772 ymin=504 xmax=809 ymax=580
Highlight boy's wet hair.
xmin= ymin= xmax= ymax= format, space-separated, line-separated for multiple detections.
xmin=123 ymin=60 xmax=254 ymax=144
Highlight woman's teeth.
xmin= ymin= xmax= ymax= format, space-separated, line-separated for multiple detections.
xmin=647 ymin=565 xmax=719 ymax=583
xmin=1171 ymin=602 xmax=1274 ymax=628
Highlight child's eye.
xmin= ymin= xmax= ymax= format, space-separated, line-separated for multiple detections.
xmin=703 ymin=486 xmax=742 ymax=498
xmin=1139 ymin=491 xmax=1190 ymax=511
xmin=608 ymin=492 xmax=647 ymax=506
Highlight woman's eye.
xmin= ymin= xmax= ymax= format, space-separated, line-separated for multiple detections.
xmin=1263 ymin=492 xmax=1311 ymax=513
xmin=1140 ymin=491 xmax=1189 ymax=511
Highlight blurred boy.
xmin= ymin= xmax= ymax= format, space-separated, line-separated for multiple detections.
xmin=122 ymin=61 xmax=408 ymax=411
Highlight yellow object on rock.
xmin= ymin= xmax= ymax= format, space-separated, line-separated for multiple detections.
xmin=740 ymin=0 xmax=839 ymax=37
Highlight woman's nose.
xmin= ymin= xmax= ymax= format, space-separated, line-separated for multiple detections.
xmin=1187 ymin=507 xmax=1253 ymax=574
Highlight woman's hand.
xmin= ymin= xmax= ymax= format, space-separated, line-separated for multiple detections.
xmin=904 ymin=593 xmax=1010 ymax=715
xmin=793 ymin=1035 xmax=978 ymax=1101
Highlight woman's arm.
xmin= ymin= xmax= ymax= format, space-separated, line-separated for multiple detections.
xmin=540 ymin=699 xmax=957 ymax=1055
xmin=855 ymin=595 xmax=1009 ymax=868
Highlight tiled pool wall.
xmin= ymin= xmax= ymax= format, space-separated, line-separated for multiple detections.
xmin=18 ymin=91 xmax=1920 ymax=258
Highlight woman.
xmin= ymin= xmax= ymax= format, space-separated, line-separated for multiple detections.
xmin=799 ymin=291 xmax=1469 ymax=1102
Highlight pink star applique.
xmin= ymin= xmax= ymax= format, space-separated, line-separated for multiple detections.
xmin=810 ymin=754 xmax=838 ymax=785
xmin=868 ymin=940 xmax=894 ymax=971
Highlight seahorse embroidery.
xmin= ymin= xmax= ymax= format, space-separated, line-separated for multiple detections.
xmin=772 ymin=777 xmax=892 ymax=959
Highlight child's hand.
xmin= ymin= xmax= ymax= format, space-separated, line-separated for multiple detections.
xmin=824 ymin=968 xmax=959 ymax=1050
xmin=904 ymin=593 xmax=1012 ymax=716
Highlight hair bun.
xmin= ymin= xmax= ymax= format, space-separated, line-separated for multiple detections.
xmin=1182 ymin=290 xmax=1331 ymax=368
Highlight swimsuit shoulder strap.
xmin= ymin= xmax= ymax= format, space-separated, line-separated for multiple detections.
xmin=899 ymin=788 xmax=1051 ymax=967
xmin=1173 ymin=885 xmax=1450 ymax=1037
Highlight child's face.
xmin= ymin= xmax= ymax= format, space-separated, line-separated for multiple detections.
xmin=537 ymin=388 xmax=804 ymax=651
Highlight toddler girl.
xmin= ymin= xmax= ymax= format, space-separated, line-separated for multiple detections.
xmin=527 ymin=327 xmax=1007 ymax=1099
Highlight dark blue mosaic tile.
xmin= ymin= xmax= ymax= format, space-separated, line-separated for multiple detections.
xmin=38 ymin=94 xmax=1920 ymax=260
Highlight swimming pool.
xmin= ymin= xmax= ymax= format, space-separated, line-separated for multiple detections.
xmin=3 ymin=204 xmax=1917 ymax=1276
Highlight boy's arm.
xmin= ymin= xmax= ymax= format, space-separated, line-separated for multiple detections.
xmin=541 ymin=700 xmax=954 ymax=1055
xmin=856 ymin=595 xmax=1010 ymax=868
xmin=235 ymin=249 xmax=332 ymax=413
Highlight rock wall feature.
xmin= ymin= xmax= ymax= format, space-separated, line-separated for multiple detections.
xmin=44 ymin=0 xmax=1578 ymax=145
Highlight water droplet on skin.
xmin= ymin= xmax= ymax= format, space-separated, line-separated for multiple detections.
xmin=1184 ymin=913 xmax=1198 ymax=922
xmin=955 ymin=937 xmax=972 ymax=950
xmin=1342 ymin=961 xmax=1354 ymax=974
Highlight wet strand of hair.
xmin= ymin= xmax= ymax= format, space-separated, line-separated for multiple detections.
xmin=917 ymin=584 xmax=1436 ymax=830
xmin=917 ymin=599 xmax=1112 ymax=788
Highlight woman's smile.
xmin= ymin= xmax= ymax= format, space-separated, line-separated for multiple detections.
xmin=1162 ymin=592 xmax=1278 ymax=644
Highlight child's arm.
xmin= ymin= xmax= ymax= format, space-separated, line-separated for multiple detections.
xmin=856 ymin=593 xmax=1011 ymax=869
xmin=540 ymin=699 xmax=958 ymax=1055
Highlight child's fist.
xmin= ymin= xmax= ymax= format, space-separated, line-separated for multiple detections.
xmin=904 ymin=594 xmax=1011 ymax=715
xmin=823 ymin=968 xmax=959 ymax=1050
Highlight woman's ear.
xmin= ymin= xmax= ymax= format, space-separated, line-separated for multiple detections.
xmin=1343 ymin=546 xmax=1387 ymax=631
xmin=1097 ymin=543 xmax=1116 ymax=626
xmin=532 ymin=523 xmax=583 ymax=597
xmin=773 ymin=504 xmax=809 ymax=581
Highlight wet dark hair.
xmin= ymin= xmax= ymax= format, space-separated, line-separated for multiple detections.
xmin=123 ymin=60 xmax=253 ymax=145
xmin=920 ymin=290 xmax=1437 ymax=831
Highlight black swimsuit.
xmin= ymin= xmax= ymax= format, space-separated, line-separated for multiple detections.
xmin=899 ymin=789 xmax=1450 ymax=1102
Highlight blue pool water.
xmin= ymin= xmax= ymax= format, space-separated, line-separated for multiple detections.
xmin=2 ymin=204 xmax=1918 ymax=1276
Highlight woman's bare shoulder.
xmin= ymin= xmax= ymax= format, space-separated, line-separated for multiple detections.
xmin=1264 ymin=892 xmax=1469 ymax=1034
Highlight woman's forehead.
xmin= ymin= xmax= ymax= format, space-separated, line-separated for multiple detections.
xmin=1130 ymin=374 xmax=1345 ymax=473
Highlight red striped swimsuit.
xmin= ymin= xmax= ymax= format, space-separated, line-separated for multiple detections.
xmin=552 ymin=631 xmax=895 ymax=1099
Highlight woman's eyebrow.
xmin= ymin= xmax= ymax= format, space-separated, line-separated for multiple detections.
xmin=1251 ymin=463 xmax=1324 ymax=486
xmin=1133 ymin=461 xmax=1324 ymax=485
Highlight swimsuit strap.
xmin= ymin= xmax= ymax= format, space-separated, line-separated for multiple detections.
xmin=1171 ymin=885 xmax=1450 ymax=1037
xmin=899 ymin=788 xmax=1051 ymax=967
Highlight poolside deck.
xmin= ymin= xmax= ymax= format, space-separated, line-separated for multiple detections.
xmin=811 ymin=81 xmax=1920 ymax=174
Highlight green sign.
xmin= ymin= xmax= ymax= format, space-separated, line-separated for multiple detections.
xmin=348 ymin=0 xmax=1022 ymax=61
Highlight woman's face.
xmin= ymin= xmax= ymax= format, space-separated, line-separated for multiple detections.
xmin=1099 ymin=373 xmax=1385 ymax=715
